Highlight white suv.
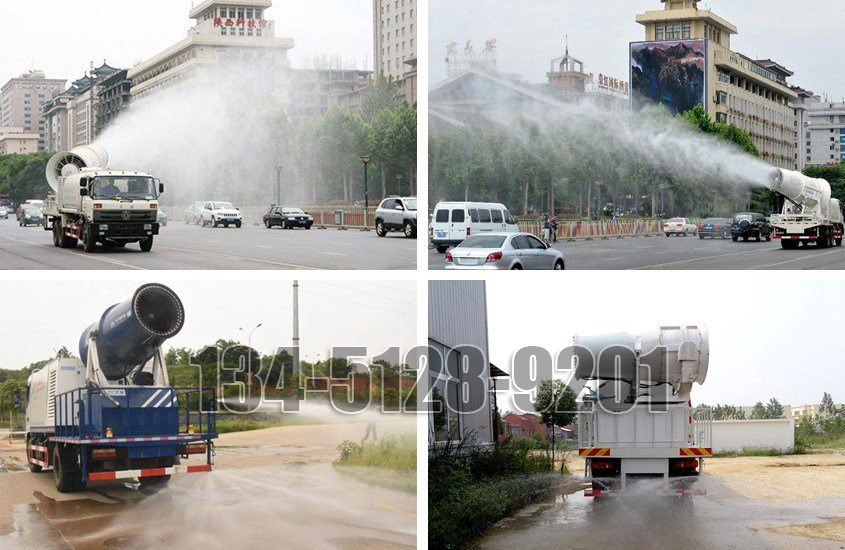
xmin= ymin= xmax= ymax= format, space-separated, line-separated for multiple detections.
xmin=201 ymin=201 xmax=243 ymax=228
xmin=375 ymin=196 xmax=417 ymax=238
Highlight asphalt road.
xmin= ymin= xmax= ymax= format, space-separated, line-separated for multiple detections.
xmin=429 ymin=234 xmax=845 ymax=270
xmin=0 ymin=218 xmax=416 ymax=270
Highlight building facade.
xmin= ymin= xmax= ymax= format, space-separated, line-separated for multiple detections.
xmin=289 ymin=67 xmax=372 ymax=118
xmin=0 ymin=71 xmax=66 ymax=151
xmin=801 ymin=101 xmax=845 ymax=168
xmin=373 ymin=0 xmax=417 ymax=103
xmin=127 ymin=0 xmax=293 ymax=109
xmin=635 ymin=0 xmax=798 ymax=168
xmin=0 ymin=126 xmax=40 ymax=154
xmin=96 ymin=69 xmax=133 ymax=136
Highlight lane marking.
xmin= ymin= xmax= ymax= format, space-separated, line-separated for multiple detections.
xmin=604 ymin=257 xmax=623 ymax=261
xmin=630 ymin=248 xmax=777 ymax=270
xmin=320 ymin=252 xmax=348 ymax=256
xmin=0 ymin=235 xmax=146 ymax=270
xmin=157 ymin=245 xmax=317 ymax=269
xmin=254 ymin=245 xmax=274 ymax=249
xmin=752 ymin=248 xmax=844 ymax=269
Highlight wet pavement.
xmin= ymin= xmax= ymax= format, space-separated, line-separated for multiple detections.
xmin=477 ymin=475 xmax=845 ymax=549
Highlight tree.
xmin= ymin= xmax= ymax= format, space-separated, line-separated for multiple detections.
xmin=766 ymin=398 xmax=784 ymax=419
xmin=751 ymin=401 xmax=767 ymax=419
xmin=819 ymin=392 xmax=838 ymax=418
xmin=534 ymin=380 xmax=577 ymax=432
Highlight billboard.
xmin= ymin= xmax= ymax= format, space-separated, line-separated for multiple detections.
xmin=630 ymin=39 xmax=707 ymax=115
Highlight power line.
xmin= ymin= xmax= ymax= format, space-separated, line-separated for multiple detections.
xmin=312 ymin=281 xmax=416 ymax=306
xmin=357 ymin=281 xmax=416 ymax=296
xmin=299 ymin=290 xmax=415 ymax=318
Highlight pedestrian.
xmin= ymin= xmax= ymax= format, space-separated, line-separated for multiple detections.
xmin=550 ymin=216 xmax=559 ymax=243
xmin=363 ymin=404 xmax=380 ymax=442
xmin=542 ymin=214 xmax=550 ymax=242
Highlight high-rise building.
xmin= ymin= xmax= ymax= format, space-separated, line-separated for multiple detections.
xmin=373 ymin=0 xmax=417 ymax=101
xmin=634 ymin=0 xmax=798 ymax=168
xmin=0 ymin=126 xmax=40 ymax=154
xmin=795 ymin=99 xmax=845 ymax=168
xmin=0 ymin=71 xmax=66 ymax=151
xmin=127 ymin=0 xmax=293 ymax=108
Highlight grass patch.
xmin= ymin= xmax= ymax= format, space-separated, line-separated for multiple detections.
xmin=334 ymin=434 xmax=416 ymax=493
xmin=713 ymin=447 xmax=794 ymax=458
xmin=215 ymin=415 xmax=322 ymax=434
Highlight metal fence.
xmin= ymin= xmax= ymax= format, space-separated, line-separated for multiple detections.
xmin=519 ymin=219 xmax=666 ymax=241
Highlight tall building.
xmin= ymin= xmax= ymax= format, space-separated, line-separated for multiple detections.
xmin=0 ymin=71 xmax=66 ymax=151
xmin=373 ymin=0 xmax=417 ymax=101
xmin=634 ymin=0 xmax=798 ymax=168
xmin=96 ymin=69 xmax=133 ymax=136
xmin=289 ymin=66 xmax=372 ymax=118
xmin=798 ymin=99 xmax=845 ymax=168
xmin=127 ymin=0 xmax=293 ymax=108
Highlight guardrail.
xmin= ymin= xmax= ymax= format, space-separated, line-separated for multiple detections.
xmin=171 ymin=205 xmax=375 ymax=229
xmin=519 ymin=219 xmax=666 ymax=241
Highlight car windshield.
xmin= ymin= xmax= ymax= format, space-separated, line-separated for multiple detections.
xmin=91 ymin=176 xmax=157 ymax=200
xmin=404 ymin=199 xmax=417 ymax=211
xmin=213 ymin=202 xmax=235 ymax=210
xmin=734 ymin=214 xmax=753 ymax=222
xmin=457 ymin=235 xmax=507 ymax=248
xmin=668 ymin=218 xmax=685 ymax=223
xmin=283 ymin=208 xmax=305 ymax=214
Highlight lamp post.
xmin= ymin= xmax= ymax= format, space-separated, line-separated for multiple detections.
xmin=274 ymin=165 xmax=283 ymax=206
xmin=239 ymin=323 xmax=263 ymax=400
xmin=360 ymin=155 xmax=372 ymax=230
xmin=396 ymin=174 xmax=403 ymax=196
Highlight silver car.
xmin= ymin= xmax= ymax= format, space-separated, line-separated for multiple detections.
xmin=445 ymin=232 xmax=565 ymax=270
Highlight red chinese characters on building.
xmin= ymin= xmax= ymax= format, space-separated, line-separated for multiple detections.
xmin=225 ymin=18 xmax=234 ymax=27
xmin=247 ymin=19 xmax=256 ymax=29
xmin=237 ymin=17 xmax=245 ymax=27
xmin=258 ymin=19 xmax=267 ymax=29
xmin=213 ymin=17 xmax=222 ymax=27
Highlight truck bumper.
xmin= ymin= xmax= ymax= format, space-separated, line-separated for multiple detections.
xmin=88 ymin=463 xmax=211 ymax=481
xmin=93 ymin=222 xmax=159 ymax=239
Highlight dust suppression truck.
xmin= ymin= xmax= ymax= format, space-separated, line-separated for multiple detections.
xmin=768 ymin=168 xmax=844 ymax=249
xmin=575 ymin=325 xmax=711 ymax=497
xmin=42 ymin=145 xmax=163 ymax=252
xmin=25 ymin=284 xmax=216 ymax=492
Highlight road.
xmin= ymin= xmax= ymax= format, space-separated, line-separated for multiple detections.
xmin=0 ymin=218 xmax=416 ymax=270
xmin=0 ymin=418 xmax=416 ymax=549
xmin=477 ymin=452 xmax=845 ymax=549
xmin=428 ymin=235 xmax=845 ymax=270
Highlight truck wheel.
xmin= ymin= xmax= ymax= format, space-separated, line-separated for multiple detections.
xmin=140 ymin=236 xmax=153 ymax=252
xmin=376 ymin=220 xmax=386 ymax=237
xmin=781 ymin=240 xmax=799 ymax=249
xmin=82 ymin=225 xmax=97 ymax=252
xmin=436 ymin=245 xmax=448 ymax=253
xmin=52 ymin=222 xmax=61 ymax=247
xmin=836 ymin=236 xmax=843 ymax=247
xmin=53 ymin=445 xmax=81 ymax=493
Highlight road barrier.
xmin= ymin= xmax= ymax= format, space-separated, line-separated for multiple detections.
xmin=518 ymin=220 xmax=666 ymax=241
xmin=170 ymin=205 xmax=375 ymax=229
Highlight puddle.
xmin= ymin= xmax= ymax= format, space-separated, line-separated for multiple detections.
xmin=478 ymin=475 xmax=845 ymax=549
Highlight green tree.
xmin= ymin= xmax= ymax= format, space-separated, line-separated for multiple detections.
xmin=534 ymin=379 xmax=577 ymax=430
xmin=766 ymin=398 xmax=784 ymax=419
xmin=751 ymin=401 xmax=767 ymax=419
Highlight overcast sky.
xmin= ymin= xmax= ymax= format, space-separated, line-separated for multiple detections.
xmin=1 ymin=279 xmax=415 ymax=370
xmin=429 ymin=0 xmax=844 ymax=99
xmin=0 ymin=0 xmax=372 ymax=85
xmin=485 ymin=277 xmax=845 ymax=410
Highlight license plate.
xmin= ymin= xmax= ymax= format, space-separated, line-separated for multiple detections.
xmin=457 ymin=258 xmax=482 ymax=266
xmin=436 ymin=231 xmax=447 ymax=238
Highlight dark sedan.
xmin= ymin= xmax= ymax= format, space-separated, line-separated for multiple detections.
xmin=263 ymin=206 xmax=314 ymax=229
xmin=18 ymin=206 xmax=43 ymax=227
xmin=697 ymin=217 xmax=732 ymax=239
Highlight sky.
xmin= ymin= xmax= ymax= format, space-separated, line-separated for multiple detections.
xmin=0 ymin=0 xmax=373 ymax=84
xmin=484 ymin=276 xmax=845 ymax=411
xmin=0 ymin=279 xmax=415 ymax=370
xmin=429 ymin=0 xmax=845 ymax=99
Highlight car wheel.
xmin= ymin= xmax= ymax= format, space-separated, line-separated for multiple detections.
xmin=235 ymin=222 xmax=241 ymax=228
xmin=265 ymin=220 xmax=271 ymax=229
xmin=732 ymin=236 xmax=738 ymax=242
xmin=698 ymin=234 xmax=704 ymax=240
xmin=553 ymin=260 xmax=564 ymax=270
xmin=212 ymin=217 xmax=219 ymax=228
xmin=511 ymin=264 xmax=523 ymax=270
xmin=665 ymin=233 xmax=670 ymax=237
xmin=140 ymin=236 xmax=153 ymax=252
xmin=742 ymin=236 xmax=749 ymax=242
xmin=765 ymin=232 xmax=772 ymax=242
xmin=403 ymin=221 xmax=415 ymax=238
xmin=376 ymin=220 xmax=387 ymax=237
xmin=223 ymin=222 xmax=229 ymax=228
xmin=436 ymin=245 xmax=448 ymax=253
xmin=305 ymin=224 xmax=312 ymax=230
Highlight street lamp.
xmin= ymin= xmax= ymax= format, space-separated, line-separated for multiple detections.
xmin=396 ymin=174 xmax=403 ymax=196
xmin=360 ymin=155 xmax=372 ymax=230
xmin=274 ymin=165 xmax=283 ymax=206
xmin=239 ymin=323 xmax=263 ymax=399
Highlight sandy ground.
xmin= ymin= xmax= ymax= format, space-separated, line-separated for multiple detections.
xmin=0 ymin=417 xmax=415 ymax=549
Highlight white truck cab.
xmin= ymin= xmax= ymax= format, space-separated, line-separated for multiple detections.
xmin=430 ymin=201 xmax=518 ymax=253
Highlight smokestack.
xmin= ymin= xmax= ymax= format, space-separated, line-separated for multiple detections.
xmin=292 ymin=280 xmax=300 ymax=375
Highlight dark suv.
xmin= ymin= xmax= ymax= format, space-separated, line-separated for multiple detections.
xmin=731 ymin=212 xmax=771 ymax=242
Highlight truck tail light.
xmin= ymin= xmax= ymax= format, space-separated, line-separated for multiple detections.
xmin=673 ymin=458 xmax=698 ymax=470
xmin=105 ymin=427 xmax=113 ymax=437
xmin=92 ymin=448 xmax=117 ymax=459
xmin=186 ymin=443 xmax=206 ymax=455
xmin=445 ymin=251 xmax=453 ymax=263
xmin=486 ymin=251 xmax=503 ymax=263
xmin=591 ymin=460 xmax=615 ymax=471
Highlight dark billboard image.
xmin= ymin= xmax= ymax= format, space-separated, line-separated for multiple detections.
xmin=630 ymin=39 xmax=707 ymax=115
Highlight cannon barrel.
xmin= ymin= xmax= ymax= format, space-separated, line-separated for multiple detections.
xmin=79 ymin=284 xmax=184 ymax=381
xmin=768 ymin=168 xmax=831 ymax=211
xmin=572 ymin=325 xmax=709 ymax=390
xmin=45 ymin=145 xmax=108 ymax=193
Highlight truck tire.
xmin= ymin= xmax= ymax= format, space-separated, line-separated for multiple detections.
xmin=781 ymin=240 xmax=799 ymax=249
xmin=140 ymin=236 xmax=153 ymax=252
xmin=818 ymin=229 xmax=829 ymax=249
xmin=52 ymin=221 xmax=61 ymax=247
xmin=82 ymin=225 xmax=97 ymax=252
xmin=53 ymin=445 xmax=82 ymax=493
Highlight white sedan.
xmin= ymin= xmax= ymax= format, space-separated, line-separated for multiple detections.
xmin=664 ymin=218 xmax=697 ymax=237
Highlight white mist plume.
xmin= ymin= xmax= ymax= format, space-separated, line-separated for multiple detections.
xmin=97 ymin=63 xmax=289 ymax=207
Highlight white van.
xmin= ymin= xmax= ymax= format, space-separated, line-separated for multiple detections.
xmin=430 ymin=201 xmax=519 ymax=253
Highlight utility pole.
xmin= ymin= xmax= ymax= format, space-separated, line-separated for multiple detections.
xmin=274 ymin=165 xmax=283 ymax=206
xmin=292 ymin=280 xmax=300 ymax=375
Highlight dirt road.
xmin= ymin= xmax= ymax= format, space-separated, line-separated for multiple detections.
xmin=479 ymin=452 xmax=845 ymax=549
xmin=0 ymin=417 xmax=416 ymax=549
